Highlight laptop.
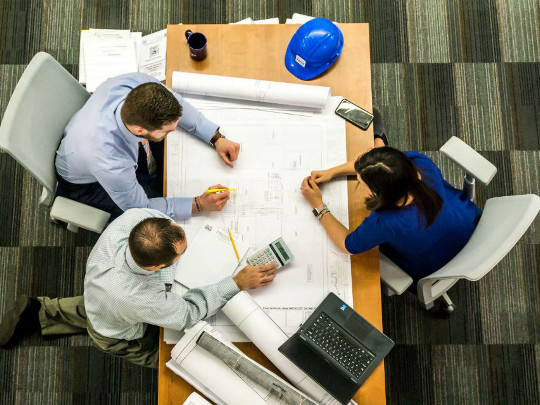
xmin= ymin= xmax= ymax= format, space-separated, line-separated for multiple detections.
xmin=278 ymin=293 xmax=394 ymax=404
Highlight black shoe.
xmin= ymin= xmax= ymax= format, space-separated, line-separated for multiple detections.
xmin=373 ymin=107 xmax=389 ymax=146
xmin=0 ymin=295 xmax=41 ymax=348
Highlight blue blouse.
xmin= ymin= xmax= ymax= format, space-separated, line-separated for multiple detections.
xmin=345 ymin=151 xmax=481 ymax=285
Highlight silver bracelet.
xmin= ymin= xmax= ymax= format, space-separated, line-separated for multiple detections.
xmin=317 ymin=208 xmax=330 ymax=220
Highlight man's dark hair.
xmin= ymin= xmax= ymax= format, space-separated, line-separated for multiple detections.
xmin=128 ymin=217 xmax=186 ymax=268
xmin=121 ymin=82 xmax=182 ymax=131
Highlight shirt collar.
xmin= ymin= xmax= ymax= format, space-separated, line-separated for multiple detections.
xmin=115 ymin=101 xmax=140 ymax=146
xmin=125 ymin=246 xmax=155 ymax=276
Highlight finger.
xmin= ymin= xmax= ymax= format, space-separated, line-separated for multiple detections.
xmin=301 ymin=176 xmax=311 ymax=189
xmin=220 ymin=152 xmax=233 ymax=168
xmin=229 ymin=145 xmax=240 ymax=161
xmin=308 ymin=177 xmax=320 ymax=191
xmin=259 ymin=263 xmax=277 ymax=272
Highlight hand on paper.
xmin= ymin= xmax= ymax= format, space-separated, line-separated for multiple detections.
xmin=215 ymin=137 xmax=240 ymax=168
xmin=197 ymin=184 xmax=230 ymax=211
xmin=310 ymin=169 xmax=334 ymax=184
xmin=233 ymin=263 xmax=277 ymax=290
xmin=301 ymin=176 xmax=324 ymax=209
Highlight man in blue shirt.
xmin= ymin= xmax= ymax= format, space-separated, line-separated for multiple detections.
xmin=56 ymin=73 xmax=240 ymax=220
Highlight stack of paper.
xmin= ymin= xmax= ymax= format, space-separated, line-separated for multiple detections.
xmin=230 ymin=17 xmax=279 ymax=24
xmin=285 ymin=13 xmax=338 ymax=24
xmin=79 ymin=28 xmax=168 ymax=92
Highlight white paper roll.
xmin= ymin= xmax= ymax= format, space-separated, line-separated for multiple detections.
xmin=222 ymin=291 xmax=344 ymax=405
xmin=172 ymin=72 xmax=331 ymax=109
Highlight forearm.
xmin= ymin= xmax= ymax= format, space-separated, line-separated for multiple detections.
xmin=328 ymin=160 xmax=357 ymax=178
xmin=319 ymin=212 xmax=351 ymax=254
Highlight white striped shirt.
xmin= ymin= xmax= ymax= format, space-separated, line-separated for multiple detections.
xmin=84 ymin=208 xmax=240 ymax=340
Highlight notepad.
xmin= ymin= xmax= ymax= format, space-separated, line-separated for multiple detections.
xmin=174 ymin=224 xmax=247 ymax=289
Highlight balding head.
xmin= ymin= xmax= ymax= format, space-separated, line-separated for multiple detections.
xmin=128 ymin=217 xmax=186 ymax=268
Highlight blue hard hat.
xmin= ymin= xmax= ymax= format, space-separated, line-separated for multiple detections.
xmin=285 ymin=18 xmax=344 ymax=81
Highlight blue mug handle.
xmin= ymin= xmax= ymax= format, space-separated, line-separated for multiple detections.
xmin=185 ymin=30 xmax=192 ymax=40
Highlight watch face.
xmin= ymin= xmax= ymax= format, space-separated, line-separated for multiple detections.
xmin=312 ymin=208 xmax=319 ymax=217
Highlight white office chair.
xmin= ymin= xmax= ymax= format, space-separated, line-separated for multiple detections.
xmin=0 ymin=52 xmax=110 ymax=233
xmin=379 ymin=137 xmax=540 ymax=313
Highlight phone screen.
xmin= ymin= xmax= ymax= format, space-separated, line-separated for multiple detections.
xmin=335 ymin=99 xmax=374 ymax=130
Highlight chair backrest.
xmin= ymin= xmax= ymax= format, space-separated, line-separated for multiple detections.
xmin=0 ymin=52 xmax=89 ymax=203
xmin=418 ymin=194 xmax=540 ymax=303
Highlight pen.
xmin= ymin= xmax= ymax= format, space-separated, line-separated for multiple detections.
xmin=205 ymin=188 xmax=237 ymax=194
xmin=227 ymin=228 xmax=240 ymax=262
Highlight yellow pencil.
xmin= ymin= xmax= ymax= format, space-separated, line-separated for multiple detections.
xmin=205 ymin=188 xmax=237 ymax=194
xmin=227 ymin=229 xmax=240 ymax=261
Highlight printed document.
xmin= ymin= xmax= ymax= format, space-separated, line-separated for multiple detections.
xmin=166 ymin=92 xmax=352 ymax=341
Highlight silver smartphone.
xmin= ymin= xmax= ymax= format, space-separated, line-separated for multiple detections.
xmin=335 ymin=98 xmax=374 ymax=130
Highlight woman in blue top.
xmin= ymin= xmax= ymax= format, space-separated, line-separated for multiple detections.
xmin=301 ymin=112 xmax=481 ymax=291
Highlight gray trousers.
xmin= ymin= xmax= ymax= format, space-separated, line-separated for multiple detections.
xmin=37 ymin=296 xmax=160 ymax=368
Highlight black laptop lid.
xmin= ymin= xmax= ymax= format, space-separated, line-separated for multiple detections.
xmin=278 ymin=293 xmax=394 ymax=404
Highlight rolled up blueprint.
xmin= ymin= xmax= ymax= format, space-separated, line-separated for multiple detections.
xmin=172 ymin=72 xmax=331 ymax=109
xmin=169 ymin=321 xmax=318 ymax=405
xmin=222 ymin=291 xmax=352 ymax=405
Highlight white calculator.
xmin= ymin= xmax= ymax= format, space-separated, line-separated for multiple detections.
xmin=247 ymin=237 xmax=294 ymax=269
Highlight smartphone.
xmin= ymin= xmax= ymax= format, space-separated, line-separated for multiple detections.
xmin=335 ymin=98 xmax=374 ymax=130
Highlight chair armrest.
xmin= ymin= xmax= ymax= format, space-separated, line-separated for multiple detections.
xmin=50 ymin=197 xmax=110 ymax=233
xmin=440 ymin=136 xmax=497 ymax=185
xmin=379 ymin=253 xmax=413 ymax=295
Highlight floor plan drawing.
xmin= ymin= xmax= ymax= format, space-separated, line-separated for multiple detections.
xmin=167 ymin=96 xmax=353 ymax=340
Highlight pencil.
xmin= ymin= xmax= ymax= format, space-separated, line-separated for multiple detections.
xmin=205 ymin=188 xmax=237 ymax=194
xmin=227 ymin=228 xmax=240 ymax=261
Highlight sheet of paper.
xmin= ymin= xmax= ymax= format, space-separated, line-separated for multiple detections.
xmin=139 ymin=29 xmax=167 ymax=81
xmin=230 ymin=17 xmax=254 ymax=24
xmin=253 ymin=18 xmax=279 ymax=24
xmin=172 ymin=72 xmax=331 ymax=109
xmin=166 ymin=95 xmax=353 ymax=341
xmin=79 ymin=29 xmax=132 ymax=84
xmin=174 ymin=223 xmax=246 ymax=289
xmin=182 ymin=393 xmax=213 ymax=405
xmin=84 ymin=37 xmax=138 ymax=92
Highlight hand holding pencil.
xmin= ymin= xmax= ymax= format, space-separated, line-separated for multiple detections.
xmin=195 ymin=184 xmax=231 ymax=212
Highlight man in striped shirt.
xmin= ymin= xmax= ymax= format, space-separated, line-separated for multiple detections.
xmin=0 ymin=208 xmax=276 ymax=367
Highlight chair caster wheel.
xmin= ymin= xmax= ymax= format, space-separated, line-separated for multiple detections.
xmin=443 ymin=304 xmax=455 ymax=314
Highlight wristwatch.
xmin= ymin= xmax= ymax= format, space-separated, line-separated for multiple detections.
xmin=312 ymin=203 xmax=330 ymax=220
xmin=209 ymin=129 xmax=225 ymax=148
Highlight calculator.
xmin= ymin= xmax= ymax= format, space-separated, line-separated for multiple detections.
xmin=247 ymin=237 xmax=294 ymax=269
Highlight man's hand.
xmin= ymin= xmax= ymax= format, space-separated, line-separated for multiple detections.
xmin=310 ymin=169 xmax=334 ymax=184
xmin=301 ymin=176 xmax=324 ymax=209
xmin=196 ymin=184 xmax=230 ymax=212
xmin=215 ymin=137 xmax=240 ymax=168
xmin=233 ymin=264 xmax=277 ymax=290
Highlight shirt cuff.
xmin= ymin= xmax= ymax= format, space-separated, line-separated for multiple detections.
xmin=344 ymin=234 xmax=356 ymax=255
xmin=217 ymin=276 xmax=241 ymax=300
xmin=172 ymin=197 xmax=194 ymax=219
xmin=196 ymin=119 xmax=219 ymax=144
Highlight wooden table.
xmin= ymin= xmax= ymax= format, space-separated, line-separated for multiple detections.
xmin=160 ymin=23 xmax=384 ymax=405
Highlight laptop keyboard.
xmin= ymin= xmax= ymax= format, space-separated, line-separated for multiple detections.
xmin=304 ymin=312 xmax=376 ymax=379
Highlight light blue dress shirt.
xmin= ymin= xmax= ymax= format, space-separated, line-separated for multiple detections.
xmin=56 ymin=73 xmax=219 ymax=219
xmin=84 ymin=208 xmax=240 ymax=340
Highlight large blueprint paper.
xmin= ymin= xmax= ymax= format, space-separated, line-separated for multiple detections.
xmin=172 ymin=72 xmax=331 ymax=109
xmin=167 ymin=321 xmax=318 ymax=405
xmin=166 ymin=96 xmax=353 ymax=340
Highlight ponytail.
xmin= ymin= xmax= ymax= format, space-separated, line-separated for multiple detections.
xmin=355 ymin=147 xmax=443 ymax=228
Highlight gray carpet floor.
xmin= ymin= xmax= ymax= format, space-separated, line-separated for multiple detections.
xmin=0 ymin=1 xmax=539 ymax=404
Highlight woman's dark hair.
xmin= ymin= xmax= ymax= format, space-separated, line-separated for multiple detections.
xmin=354 ymin=147 xmax=443 ymax=228
xmin=128 ymin=217 xmax=185 ymax=267
xmin=121 ymin=82 xmax=182 ymax=131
